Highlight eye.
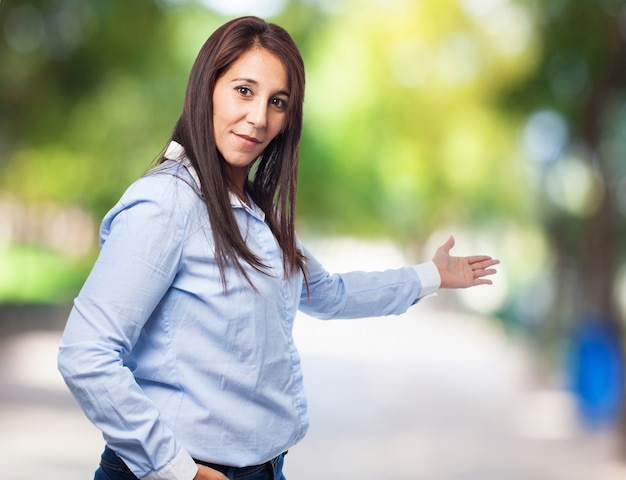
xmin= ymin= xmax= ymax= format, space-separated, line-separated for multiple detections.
xmin=271 ymin=97 xmax=288 ymax=111
xmin=236 ymin=86 xmax=252 ymax=97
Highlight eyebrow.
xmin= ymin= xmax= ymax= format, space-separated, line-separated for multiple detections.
xmin=231 ymin=77 xmax=290 ymax=97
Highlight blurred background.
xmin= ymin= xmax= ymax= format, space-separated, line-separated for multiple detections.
xmin=2 ymin=0 xmax=626 ymax=478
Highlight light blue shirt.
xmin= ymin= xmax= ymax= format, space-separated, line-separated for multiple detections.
xmin=58 ymin=142 xmax=440 ymax=480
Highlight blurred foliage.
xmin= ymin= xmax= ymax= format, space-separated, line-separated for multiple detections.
xmin=1 ymin=0 xmax=625 ymax=352
xmin=295 ymin=0 xmax=537 ymax=241
xmin=2 ymin=0 xmax=186 ymax=213
xmin=498 ymin=0 xmax=626 ymax=344
xmin=0 ymin=243 xmax=89 ymax=302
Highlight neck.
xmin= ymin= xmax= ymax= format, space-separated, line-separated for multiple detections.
xmin=229 ymin=181 xmax=250 ymax=207
xmin=224 ymin=165 xmax=250 ymax=205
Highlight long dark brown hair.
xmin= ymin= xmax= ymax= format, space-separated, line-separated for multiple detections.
xmin=163 ymin=16 xmax=307 ymax=290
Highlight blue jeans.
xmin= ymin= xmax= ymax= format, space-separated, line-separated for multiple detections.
xmin=196 ymin=453 xmax=286 ymax=480
xmin=94 ymin=446 xmax=286 ymax=480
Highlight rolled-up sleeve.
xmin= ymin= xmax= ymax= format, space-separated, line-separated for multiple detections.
xmin=58 ymin=173 xmax=198 ymax=480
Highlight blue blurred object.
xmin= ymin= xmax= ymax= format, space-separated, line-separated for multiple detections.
xmin=568 ymin=315 xmax=625 ymax=429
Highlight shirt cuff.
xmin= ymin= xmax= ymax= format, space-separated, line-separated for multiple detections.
xmin=142 ymin=449 xmax=198 ymax=480
xmin=412 ymin=261 xmax=441 ymax=300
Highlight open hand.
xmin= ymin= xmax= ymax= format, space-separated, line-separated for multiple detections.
xmin=432 ymin=236 xmax=499 ymax=289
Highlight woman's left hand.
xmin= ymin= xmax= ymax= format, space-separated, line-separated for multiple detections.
xmin=432 ymin=236 xmax=499 ymax=289
xmin=194 ymin=464 xmax=229 ymax=480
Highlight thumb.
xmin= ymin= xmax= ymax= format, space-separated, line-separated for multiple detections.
xmin=441 ymin=235 xmax=455 ymax=254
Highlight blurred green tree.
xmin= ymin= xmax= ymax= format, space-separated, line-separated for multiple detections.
xmin=0 ymin=0 xmax=195 ymax=300
xmin=502 ymin=0 xmax=626 ymax=338
xmin=293 ymin=0 xmax=537 ymax=244
xmin=2 ymin=0 xmax=183 ymax=212
xmin=501 ymin=0 xmax=626 ymax=429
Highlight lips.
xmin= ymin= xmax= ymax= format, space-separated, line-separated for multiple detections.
xmin=235 ymin=133 xmax=262 ymax=148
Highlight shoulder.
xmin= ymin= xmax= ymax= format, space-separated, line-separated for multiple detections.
xmin=121 ymin=161 xmax=202 ymax=211
xmin=136 ymin=160 xmax=199 ymax=195
xmin=100 ymin=161 xmax=204 ymax=240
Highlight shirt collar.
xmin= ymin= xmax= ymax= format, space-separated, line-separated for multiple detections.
xmin=164 ymin=141 xmax=201 ymax=188
xmin=164 ymin=141 xmax=265 ymax=220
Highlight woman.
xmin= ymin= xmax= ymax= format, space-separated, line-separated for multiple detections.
xmin=58 ymin=16 xmax=499 ymax=480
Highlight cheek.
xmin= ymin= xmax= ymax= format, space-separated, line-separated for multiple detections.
xmin=211 ymin=89 xmax=232 ymax=127
xmin=212 ymin=108 xmax=234 ymax=146
xmin=272 ymin=115 xmax=287 ymax=137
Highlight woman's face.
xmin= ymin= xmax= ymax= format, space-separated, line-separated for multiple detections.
xmin=212 ymin=47 xmax=289 ymax=185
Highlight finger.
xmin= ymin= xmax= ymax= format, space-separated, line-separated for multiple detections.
xmin=469 ymin=257 xmax=500 ymax=268
xmin=473 ymin=267 xmax=498 ymax=277
xmin=439 ymin=235 xmax=455 ymax=253
xmin=466 ymin=255 xmax=497 ymax=263
xmin=196 ymin=464 xmax=229 ymax=480
xmin=472 ymin=265 xmax=498 ymax=275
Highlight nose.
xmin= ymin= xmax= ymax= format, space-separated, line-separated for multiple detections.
xmin=246 ymin=99 xmax=268 ymax=129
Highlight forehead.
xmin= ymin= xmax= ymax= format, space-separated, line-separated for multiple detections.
xmin=224 ymin=47 xmax=288 ymax=90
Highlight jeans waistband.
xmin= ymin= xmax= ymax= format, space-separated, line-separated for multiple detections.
xmin=194 ymin=451 xmax=287 ymax=479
